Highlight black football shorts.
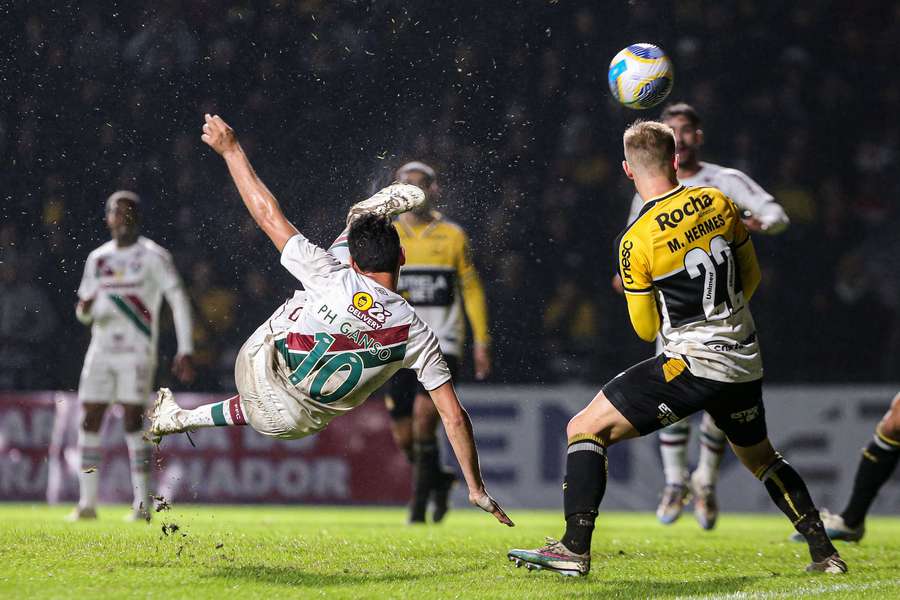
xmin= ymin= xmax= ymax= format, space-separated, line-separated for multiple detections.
xmin=602 ymin=353 xmax=767 ymax=447
xmin=384 ymin=355 xmax=460 ymax=420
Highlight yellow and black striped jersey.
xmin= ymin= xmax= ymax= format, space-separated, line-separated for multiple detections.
xmin=616 ymin=184 xmax=763 ymax=383
xmin=394 ymin=212 xmax=489 ymax=357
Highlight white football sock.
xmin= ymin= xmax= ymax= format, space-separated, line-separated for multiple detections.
xmin=693 ymin=414 xmax=727 ymax=488
xmin=659 ymin=420 xmax=690 ymax=486
xmin=125 ymin=431 xmax=152 ymax=512
xmin=181 ymin=395 xmax=247 ymax=429
xmin=78 ymin=430 xmax=102 ymax=509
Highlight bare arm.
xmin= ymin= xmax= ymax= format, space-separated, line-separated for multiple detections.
xmin=163 ymin=285 xmax=196 ymax=383
xmin=428 ymin=381 xmax=514 ymax=526
xmin=201 ymin=114 xmax=299 ymax=252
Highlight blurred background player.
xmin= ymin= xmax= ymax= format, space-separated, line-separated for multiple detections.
xmin=614 ymin=103 xmax=790 ymax=530
xmin=509 ymin=120 xmax=844 ymax=576
xmin=792 ymin=391 xmax=900 ymax=543
xmin=69 ymin=191 xmax=194 ymax=521
xmin=384 ymin=161 xmax=491 ymax=523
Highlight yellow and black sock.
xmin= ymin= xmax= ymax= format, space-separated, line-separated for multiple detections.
xmin=756 ymin=454 xmax=836 ymax=563
xmin=841 ymin=427 xmax=900 ymax=528
xmin=411 ymin=440 xmax=440 ymax=521
xmin=561 ymin=434 xmax=607 ymax=555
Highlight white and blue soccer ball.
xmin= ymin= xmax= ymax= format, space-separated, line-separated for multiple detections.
xmin=608 ymin=43 xmax=674 ymax=110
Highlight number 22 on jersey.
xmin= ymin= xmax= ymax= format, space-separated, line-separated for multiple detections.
xmin=683 ymin=235 xmax=745 ymax=320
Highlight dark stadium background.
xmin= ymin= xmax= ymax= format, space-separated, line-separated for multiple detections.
xmin=1 ymin=1 xmax=898 ymax=392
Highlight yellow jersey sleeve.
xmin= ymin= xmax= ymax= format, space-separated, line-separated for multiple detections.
xmin=456 ymin=230 xmax=490 ymax=345
xmin=618 ymin=227 xmax=660 ymax=342
xmin=731 ymin=207 xmax=761 ymax=300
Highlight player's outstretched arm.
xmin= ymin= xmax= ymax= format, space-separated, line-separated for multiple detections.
xmin=428 ymin=381 xmax=514 ymax=527
xmin=201 ymin=114 xmax=299 ymax=252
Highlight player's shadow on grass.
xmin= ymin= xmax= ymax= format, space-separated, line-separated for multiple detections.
xmin=204 ymin=564 xmax=465 ymax=587
xmin=561 ymin=575 xmax=767 ymax=598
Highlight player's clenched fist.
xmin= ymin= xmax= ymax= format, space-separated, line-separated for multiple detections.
xmin=201 ymin=114 xmax=239 ymax=155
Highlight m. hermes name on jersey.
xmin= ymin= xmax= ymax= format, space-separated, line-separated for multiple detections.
xmin=617 ymin=185 xmax=763 ymax=383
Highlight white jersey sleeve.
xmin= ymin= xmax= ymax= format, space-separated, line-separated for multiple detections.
xmin=77 ymin=251 xmax=100 ymax=300
xmin=280 ymin=233 xmax=347 ymax=292
xmin=151 ymin=246 xmax=183 ymax=292
xmin=714 ymin=168 xmax=789 ymax=234
xmin=402 ymin=313 xmax=452 ymax=391
xmin=626 ymin=192 xmax=644 ymax=225
xmin=327 ymin=227 xmax=352 ymax=265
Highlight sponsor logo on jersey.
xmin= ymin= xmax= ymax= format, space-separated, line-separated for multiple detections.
xmin=346 ymin=292 xmax=391 ymax=330
xmin=620 ymin=240 xmax=635 ymax=285
xmin=398 ymin=269 xmax=456 ymax=306
xmin=655 ymin=193 xmax=714 ymax=230
xmin=704 ymin=339 xmax=745 ymax=352
xmin=352 ymin=292 xmax=374 ymax=312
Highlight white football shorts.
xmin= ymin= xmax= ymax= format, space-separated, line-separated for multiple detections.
xmin=78 ymin=352 xmax=155 ymax=405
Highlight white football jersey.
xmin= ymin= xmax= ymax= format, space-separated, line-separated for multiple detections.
xmin=77 ymin=237 xmax=185 ymax=358
xmin=265 ymin=234 xmax=450 ymax=435
xmin=627 ymin=161 xmax=788 ymax=233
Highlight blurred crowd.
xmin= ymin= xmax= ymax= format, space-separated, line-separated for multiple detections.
xmin=1 ymin=1 xmax=898 ymax=391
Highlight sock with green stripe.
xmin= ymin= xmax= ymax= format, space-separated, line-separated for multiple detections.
xmin=562 ymin=434 xmax=607 ymax=555
xmin=757 ymin=454 xmax=836 ymax=562
xmin=181 ymin=395 xmax=247 ymax=428
xmin=125 ymin=431 xmax=152 ymax=513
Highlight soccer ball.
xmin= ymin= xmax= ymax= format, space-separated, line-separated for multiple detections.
xmin=607 ymin=43 xmax=674 ymax=110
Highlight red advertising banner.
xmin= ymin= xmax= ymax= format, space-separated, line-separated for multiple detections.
xmin=0 ymin=392 xmax=411 ymax=504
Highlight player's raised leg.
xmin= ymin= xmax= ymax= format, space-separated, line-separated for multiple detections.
xmin=149 ymin=388 xmax=247 ymax=442
xmin=815 ymin=392 xmax=900 ymax=542
xmin=691 ymin=412 xmax=727 ymax=530
xmin=508 ymin=390 xmax=639 ymax=576
xmin=657 ymin=419 xmax=691 ymax=524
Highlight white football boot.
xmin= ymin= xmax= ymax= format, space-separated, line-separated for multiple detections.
xmin=789 ymin=508 xmax=865 ymax=543
xmin=149 ymin=388 xmax=189 ymax=443
xmin=64 ymin=506 xmax=98 ymax=522
xmin=345 ymin=183 xmax=426 ymax=225
xmin=806 ymin=553 xmax=848 ymax=574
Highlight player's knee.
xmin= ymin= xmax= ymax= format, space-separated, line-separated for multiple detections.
xmin=81 ymin=404 xmax=106 ymax=432
xmin=733 ymin=439 xmax=778 ymax=474
xmin=566 ymin=414 xmax=612 ymax=446
xmin=879 ymin=394 xmax=900 ymax=440
xmin=412 ymin=395 xmax=437 ymax=439
xmin=122 ymin=406 xmax=145 ymax=432
xmin=390 ymin=419 xmax=413 ymax=452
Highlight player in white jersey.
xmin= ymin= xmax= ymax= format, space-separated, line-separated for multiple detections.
xmin=615 ymin=103 xmax=790 ymax=530
xmin=150 ymin=114 xmax=512 ymax=528
xmin=330 ymin=161 xmax=492 ymax=524
xmin=69 ymin=191 xmax=195 ymax=521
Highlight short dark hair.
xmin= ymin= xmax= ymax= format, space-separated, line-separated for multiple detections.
xmin=660 ymin=102 xmax=701 ymax=127
xmin=348 ymin=213 xmax=401 ymax=273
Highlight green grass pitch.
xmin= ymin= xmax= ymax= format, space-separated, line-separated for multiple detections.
xmin=1 ymin=504 xmax=897 ymax=599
